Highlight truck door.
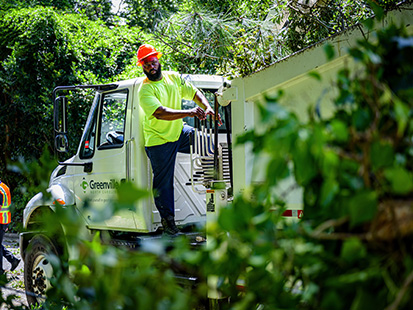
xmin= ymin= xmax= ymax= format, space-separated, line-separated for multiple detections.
xmin=74 ymin=88 xmax=137 ymax=230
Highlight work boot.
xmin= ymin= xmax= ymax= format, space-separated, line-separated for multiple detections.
xmin=161 ymin=216 xmax=181 ymax=235
xmin=10 ymin=258 xmax=20 ymax=272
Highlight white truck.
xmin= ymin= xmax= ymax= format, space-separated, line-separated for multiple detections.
xmin=19 ymin=4 xmax=412 ymax=307
xmin=20 ymin=74 xmax=234 ymax=306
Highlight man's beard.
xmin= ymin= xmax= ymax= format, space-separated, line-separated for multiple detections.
xmin=144 ymin=63 xmax=162 ymax=81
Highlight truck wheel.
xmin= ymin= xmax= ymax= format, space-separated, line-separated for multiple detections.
xmin=24 ymin=234 xmax=59 ymax=307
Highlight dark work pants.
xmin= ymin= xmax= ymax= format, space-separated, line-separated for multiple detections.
xmin=145 ymin=125 xmax=194 ymax=220
xmin=0 ymin=224 xmax=15 ymax=272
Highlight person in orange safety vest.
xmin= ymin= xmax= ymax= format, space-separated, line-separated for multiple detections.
xmin=0 ymin=180 xmax=20 ymax=274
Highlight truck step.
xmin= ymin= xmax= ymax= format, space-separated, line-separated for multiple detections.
xmin=107 ymin=232 xmax=206 ymax=250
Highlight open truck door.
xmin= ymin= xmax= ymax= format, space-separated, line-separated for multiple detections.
xmin=54 ymin=83 xmax=140 ymax=230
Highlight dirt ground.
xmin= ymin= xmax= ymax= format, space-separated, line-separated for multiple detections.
xmin=1 ymin=233 xmax=27 ymax=309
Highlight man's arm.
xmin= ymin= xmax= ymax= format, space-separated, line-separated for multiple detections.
xmin=193 ymin=90 xmax=212 ymax=111
xmin=152 ymin=106 xmax=206 ymax=121
xmin=152 ymin=90 xmax=210 ymax=121
xmin=152 ymin=90 xmax=222 ymax=124
xmin=193 ymin=91 xmax=222 ymax=125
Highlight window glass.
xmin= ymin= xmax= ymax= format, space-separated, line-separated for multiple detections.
xmin=98 ymin=90 xmax=128 ymax=149
xmin=79 ymin=93 xmax=100 ymax=159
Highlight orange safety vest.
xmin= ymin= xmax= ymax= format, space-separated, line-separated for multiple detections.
xmin=0 ymin=181 xmax=11 ymax=224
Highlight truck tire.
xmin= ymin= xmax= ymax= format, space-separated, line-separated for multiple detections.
xmin=24 ymin=234 xmax=59 ymax=307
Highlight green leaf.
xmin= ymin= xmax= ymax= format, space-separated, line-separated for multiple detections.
xmin=308 ymin=70 xmax=321 ymax=81
xmin=330 ymin=120 xmax=349 ymax=142
xmin=335 ymin=269 xmax=376 ymax=284
xmin=320 ymin=178 xmax=339 ymax=207
xmin=292 ymin=140 xmax=317 ymax=186
xmin=116 ymin=182 xmax=149 ymax=205
xmin=362 ymin=18 xmax=374 ymax=30
xmin=321 ymin=150 xmax=339 ymax=178
xmin=348 ymin=191 xmax=377 ymax=227
xmin=324 ymin=43 xmax=335 ymax=61
xmin=341 ymin=238 xmax=367 ymax=264
xmin=367 ymin=0 xmax=384 ymax=21
xmin=267 ymin=157 xmax=290 ymax=182
xmin=384 ymin=167 xmax=413 ymax=195
xmin=378 ymin=86 xmax=392 ymax=106
xmin=218 ymin=205 xmax=236 ymax=231
xmin=352 ymin=108 xmax=371 ymax=131
xmin=349 ymin=48 xmax=365 ymax=62
xmin=370 ymin=141 xmax=394 ymax=171
xmin=394 ymin=99 xmax=409 ymax=137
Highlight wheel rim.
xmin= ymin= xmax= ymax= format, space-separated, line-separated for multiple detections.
xmin=31 ymin=254 xmax=53 ymax=296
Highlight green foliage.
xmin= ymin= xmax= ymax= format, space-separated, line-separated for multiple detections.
xmin=15 ymin=180 xmax=203 ymax=310
xmin=154 ymin=9 xmax=235 ymax=74
xmin=152 ymin=0 xmax=284 ymax=75
xmin=0 ymin=0 xmax=115 ymax=25
xmin=0 ymin=0 xmax=77 ymax=11
xmin=180 ymin=0 xmax=273 ymax=17
xmin=7 ymin=147 xmax=56 ymax=233
xmin=121 ymin=0 xmax=179 ymax=30
xmin=152 ymin=0 xmax=407 ymax=77
xmin=75 ymin=0 xmax=114 ymax=25
xmin=0 ymin=5 xmax=142 ymax=155
xmin=284 ymin=0 xmax=372 ymax=51
xmin=234 ymin=22 xmax=413 ymax=309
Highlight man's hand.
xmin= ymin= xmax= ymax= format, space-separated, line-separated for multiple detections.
xmin=190 ymin=107 xmax=207 ymax=120
xmin=205 ymin=106 xmax=223 ymax=126
xmin=193 ymin=91 xmax=223 ymax=126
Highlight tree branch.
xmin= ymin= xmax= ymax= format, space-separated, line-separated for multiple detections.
xmin=310 ymin=216 xmax=349 ymax=237
xmin=153 ymin=30 xmax=229 ymax=61
xmin=287 ymin=2 xmax=335 ymax=32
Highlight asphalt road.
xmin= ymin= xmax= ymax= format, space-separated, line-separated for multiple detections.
xmin=1 ymin=233 xmax=27 ymax=309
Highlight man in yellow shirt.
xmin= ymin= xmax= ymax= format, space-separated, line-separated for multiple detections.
xmin=137 ymin=44 xmax=220 ymax=235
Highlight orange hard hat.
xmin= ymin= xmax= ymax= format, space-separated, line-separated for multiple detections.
xmin=137 ymin=44 xmax=162 ymax=66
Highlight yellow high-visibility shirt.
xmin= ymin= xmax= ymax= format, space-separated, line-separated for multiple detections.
xmin=138 ymin=71 xmax=197 ymax=147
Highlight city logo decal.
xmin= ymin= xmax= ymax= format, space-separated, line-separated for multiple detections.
xmin=81 ymin=178 xmax=88 ymax=193
xmin=80 ymin=178 xmax=120 ymax=194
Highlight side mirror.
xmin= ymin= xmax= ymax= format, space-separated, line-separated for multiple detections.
xmin=54 ymin=96 xmax=68 ymax=133
xmin=55 ymin=133 xmax=69 ymax=153
xmin=54 ymin=95 xmax=69 ymax=153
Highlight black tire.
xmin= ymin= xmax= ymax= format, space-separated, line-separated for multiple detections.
xmin=24 ymin=234 xmax=59 ymax=307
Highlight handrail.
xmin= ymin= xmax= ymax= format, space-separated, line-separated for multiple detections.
xmin=126 ymin=137 xmax=135 ymax=182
